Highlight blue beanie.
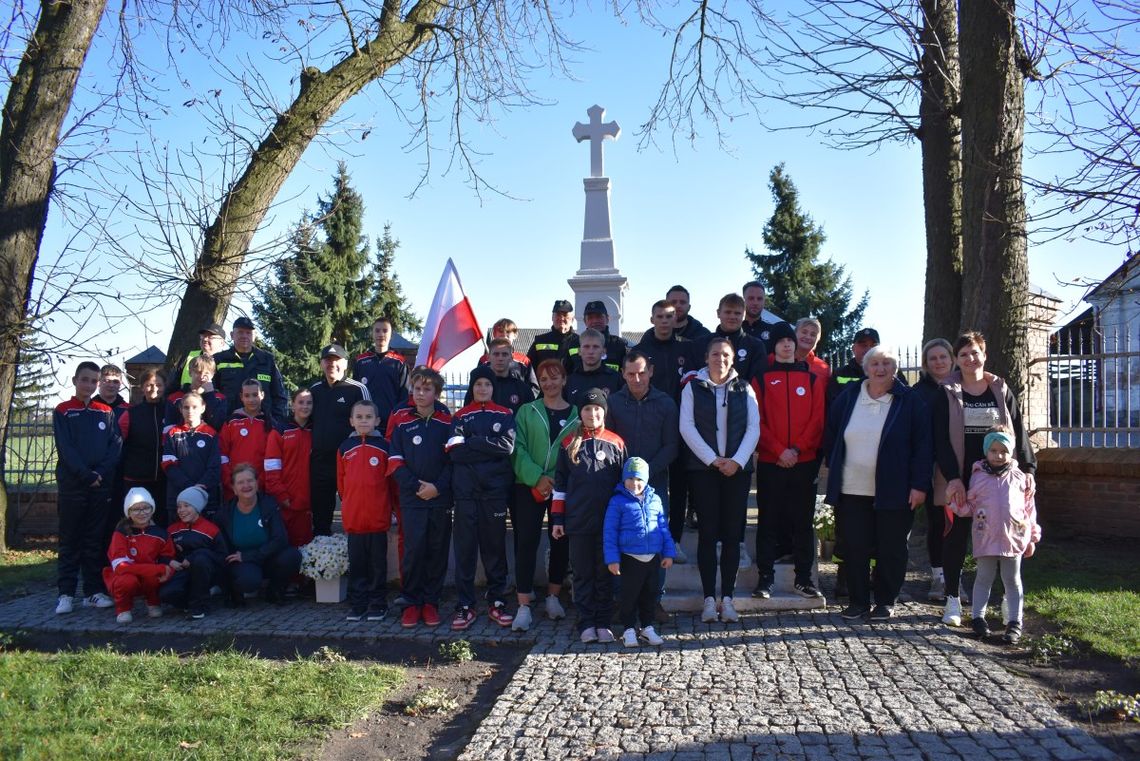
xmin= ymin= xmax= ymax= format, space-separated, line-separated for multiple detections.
xmin=622 ymin=457 xmax=650 ymax=482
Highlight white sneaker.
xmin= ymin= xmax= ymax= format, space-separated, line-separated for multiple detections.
xmin=738 ymin=542 xmax=752 ymax=569
xmin=596 ymin=627 xmax=615 ymax=644
xmin=580 ymin=627 xmax=598 ymax=643
xmin=720 ymin=596 xmax=739 ymax=623
xmin=622 ymin=627 xmax=639 ymax=647
xmin=545 ymin=595 xmax=566 ymax=620
xmin=116 ymin=611 xmax=133 ymax=623
xmin=673 ymin=546 xmax=688 ymax=564
xmin=701 ymin=596 xmax=719 ymax=623
xmin=942 ymin=596 xmax=962 ymax=627
xmin=512 ymin=605 xmax=533 ymax=632
xmin=639 ymin=626 xmax=665 ymax=646
xmin=54 ymin=595 xmax=74 ymax=615
xmin=84 ymin=592 xmax=114 ymax=609
xmin=147 ymin=605 xmax=163 ymax=618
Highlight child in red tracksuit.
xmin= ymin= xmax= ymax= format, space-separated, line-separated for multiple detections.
xmin=220 ymin=378 xmax=274 ymax=500
xmin=752 ymin=321 xmax=826 ymax=599
xmin=338 ymin=400 xmax=393 ymax=622
xmin=265 ymin=387 xmax=314 ymax=547
xmin=104 ymin=487 xmax=175 ymax=622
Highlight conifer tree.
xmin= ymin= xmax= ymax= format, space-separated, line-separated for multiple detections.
xmin=352 ymin=224 xmax=422 ymax=351
xmin=745 ymin=163 xmax=868 ymax=358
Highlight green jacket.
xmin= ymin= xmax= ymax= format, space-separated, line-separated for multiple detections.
xmin=512 ymin=399 xmax=579 ymax=487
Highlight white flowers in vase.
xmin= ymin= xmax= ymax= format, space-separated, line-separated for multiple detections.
xmin=299 ymin=534 xmax=349 ymax=580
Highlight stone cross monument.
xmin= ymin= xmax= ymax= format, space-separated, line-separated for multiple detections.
xmin=568 ymin=105 xmax=628 ymax=334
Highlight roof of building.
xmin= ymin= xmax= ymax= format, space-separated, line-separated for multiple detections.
xmin=124 ymin=346 xmax=166 ymax=365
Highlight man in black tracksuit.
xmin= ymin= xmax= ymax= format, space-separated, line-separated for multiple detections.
xmin=635 ymin=300 xmax=697 ymax=403
xmin=694 ymin=293 xmax=768 ymax=384
xmin=352 ymin=316 xmax=410 ymax=431
xmin=212 ymin=317 xmax=289 ymax=421
xmin=578 ymin=300 xmax=628 ymax=373
xmin=464 ymin=338 xmax=535 ymax=413
xmin=526 ymin=299 xmax=580 ymax=371
xmin=742 ymin=281 xmax=779 ymax=345
xmin=309 ymin=344 xmax=370 ymax=535
xmin=565 ymin=329 xmax=624 ymax=407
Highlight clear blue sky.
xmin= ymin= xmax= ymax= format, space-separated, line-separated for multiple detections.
xmin=27 ymin=3 xmax=1127 ymax=395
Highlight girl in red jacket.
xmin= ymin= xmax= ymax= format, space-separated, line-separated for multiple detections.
xmin=104 ymin=487 xmax=175 ymax=623
xmin=265 ymin=387 xmax=314 ymax=547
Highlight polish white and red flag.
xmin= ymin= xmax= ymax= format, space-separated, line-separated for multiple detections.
xmin=415 ymin=258 xmax=483 ymax=370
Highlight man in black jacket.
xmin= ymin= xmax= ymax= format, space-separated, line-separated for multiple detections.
xmin=694 ymin=293 xmax=768 ymax=384
xmin=526 ymin=299 xmax=581 ymax=370
xmin=213 ymin=317 xmax=288 ymax=421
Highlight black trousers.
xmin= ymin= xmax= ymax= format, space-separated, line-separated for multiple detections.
xmin=159 ymin=549 xmax=221 ymax=610
xmin=309 ymin=450 xmax=338 ymax=536
xmin=511 ymin=484 xmax=569 ymax=596
xmin=755 ymin=461 xmax=818 ymax=584
xmin=57 ymin=483 xmax=112 ymax=598
xmin=226 ymin=546 xmax=302 ymax=596
xmin=924 ymin=502 xmax=945 ymax=568
xmin=840 ymin=495 xmax=914 ymax=608
xmin=568 ymin=532 xmax=610 ymax=632
xmin=691 ymin=468 xmax=750 ymax=599
xmin=618 ymin=554 xmax=660 ymax=630
xmin=400 ymin=505 xmax=453 ymax=606
xmin=942 ymin=514 xmax=972 ymax=596
xmin=453 ymin=495 xmax=508 ymax=609
xmin=348 ymin=531 xmax=388 ymax=608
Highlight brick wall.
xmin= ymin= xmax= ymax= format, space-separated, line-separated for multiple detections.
xmin=1035 ymin=448 xmax=1140 ymax=539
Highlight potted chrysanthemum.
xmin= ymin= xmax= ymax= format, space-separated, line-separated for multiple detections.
xmin=814 ymin=496 xmax=836 ymax=561
xmin=299 ymin=534 xmax=350 ymax=603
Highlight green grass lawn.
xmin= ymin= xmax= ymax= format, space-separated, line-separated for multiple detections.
xmin=1023 ymin=538 xmax=1140 ymax=662
xmin=0 ymin=646 xmax=402 ymax=760
xmin=0 ymin=548 xmax=55 ymax=594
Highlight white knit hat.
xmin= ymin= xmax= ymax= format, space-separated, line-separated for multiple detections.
xmin=123 ymin=486 xmax=156 ymax=516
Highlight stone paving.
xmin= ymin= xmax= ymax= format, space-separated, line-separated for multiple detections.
xmin=0 ymin=587 xmax=1119 ymax=760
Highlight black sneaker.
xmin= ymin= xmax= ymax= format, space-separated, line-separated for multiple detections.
xmin=840 ymin=605 xmax=870 ymax=621
xmin=868 ymin=605 xmax=892 ymax=621
xmin=972 ymin=617 xmax=990 ymax=639
xmin=190 ymin=607 xmax=207 ymax=620
xmin=346 ymin=607 xmax=366 ymax=622
xmin=794 ymin=581 xmax=823 ymax=599
xmin=751 ymin=579 xmax=773 ymax=599
xmin=1002 ymin=621 xmax=1022 ymax=645
xmin=366 ymin=605 xmax=388 ymax=622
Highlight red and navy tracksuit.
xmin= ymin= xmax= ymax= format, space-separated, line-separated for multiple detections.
xmin=337 ymin=430 xmax=393 ymax=611
xmin=446 ymin=402 xmax=516 ymax=610
xmin=552 ymin=427 xmax=627 ymax=633
xmin=103 ymin=523 xmax=175 ymax=614
xmin=309 ymin=377 xmax=370 ymax=536
xmin=54 ymin=396 xmax=121 ymax=599
xmin=219 ymin=411 xmax=273 ymax=501
xmin=265 ymin=420 xmax=313 ymax=547
xmin=352 ymin=349 xmax=409 ymax=431
xmin=165 ymin=389 xmax=229 ymax=433
xmin=387 ymin=409 xmax=453 ymax=608
xmin=119 ymin=400 xmax=168 ymax=525
xmin=753 ymin=361 xmax=826 ymax=586
xmin=162 ymin=423 xmax=222 ymax=518
xmin=159 ymin=516 xmax=228 ymax=613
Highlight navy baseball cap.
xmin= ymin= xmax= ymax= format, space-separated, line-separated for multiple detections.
xmin=199 ymin=323 xmax=225 ymax=338
xmin=853 ymin=328 xmax=880 ymax=344
xmin=552 ymin=299 xmax=573 ymax=313
xmin=320 ymin=344 xmax=349 ymax=359
xmin=584 ymin=300 xmax=608 ymax=316
xmin=232 ymin=316 xmax=256 ymax=330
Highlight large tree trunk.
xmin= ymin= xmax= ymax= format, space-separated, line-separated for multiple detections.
xmin=959 ymin=0 xmax=1030 ymax=399
xmin=0 ymin=0 xmax=107 ymax=551
xmin=919 ymin=0 xmax=963 ymax=344
xmin=165 ymin=1 xmax=443 ymax=374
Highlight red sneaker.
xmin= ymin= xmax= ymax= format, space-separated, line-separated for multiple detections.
xmin=489 ymin=602 xmax=514 ymax=627
xmin=421 ymin=603 xmax=441 ymax=627
xmin=401 ymin=605 xmax=421 ymax=628
xmin=451 ymin=607 xmax=476 ymax=631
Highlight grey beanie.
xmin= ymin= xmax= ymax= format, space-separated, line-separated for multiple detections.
xmin=176 ymin=485 xmax=208 ymax=516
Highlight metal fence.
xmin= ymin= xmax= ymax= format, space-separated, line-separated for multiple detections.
xmin=3 ymin=408 xmax=55 ymax=487
xmin=1035 ymin=321 xmax=1140 ymax=447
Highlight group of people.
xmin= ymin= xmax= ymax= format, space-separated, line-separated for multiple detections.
xmin=52 ymin=281 xmax=1041 ymax=646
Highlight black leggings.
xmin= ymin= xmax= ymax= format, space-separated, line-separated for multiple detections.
xmin=619 ymin=554 xmax=660 ymax=630
xmin=924 ymin=502 xmax=945 ymax=568
xmin=942 ymin=514 xmax=972 ymax=597
xmin=511 ymin=484 xmax=569 ymax=596
xmin=691 ymin=468 xmax=750 ymax=599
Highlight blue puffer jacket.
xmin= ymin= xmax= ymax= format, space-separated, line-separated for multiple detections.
xmin=602 ymin=483 xmax=677 ymax=565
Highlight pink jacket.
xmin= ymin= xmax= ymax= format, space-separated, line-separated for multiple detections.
xmin=951 ymin=459 xmax=1040 ymax=557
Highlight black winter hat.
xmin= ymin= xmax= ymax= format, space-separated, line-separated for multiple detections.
xmin=769 ymin=321 xmax=797 ymax=346
xmin=469 ymin=364 xmax=496 ymax=386
xmin=580 ymin=387 xmax=609 ymax=412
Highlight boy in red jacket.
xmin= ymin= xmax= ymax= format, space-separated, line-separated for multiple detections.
xmin=337 ymin=400 xmax=393 ymax=622
xmin=752 ymin=322 xmax=826 ymax=600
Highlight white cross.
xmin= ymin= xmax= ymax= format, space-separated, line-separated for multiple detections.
xmin=572 ymin=105 xmax=620 ymax=178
